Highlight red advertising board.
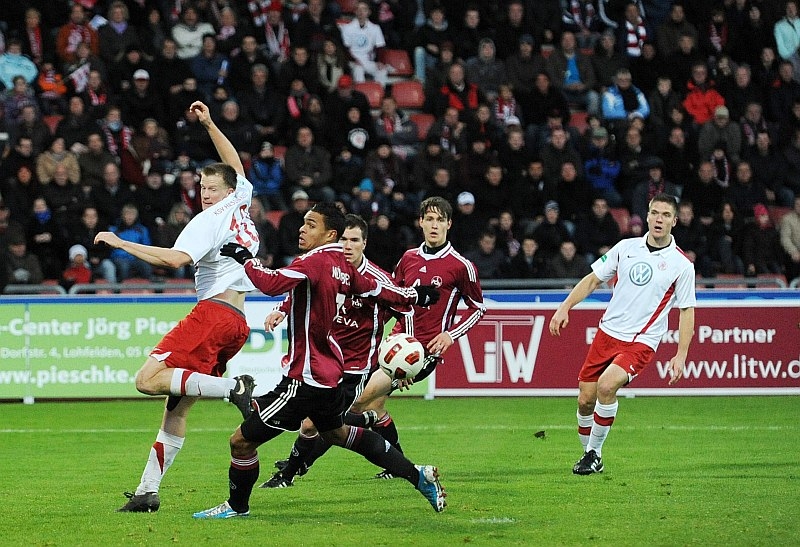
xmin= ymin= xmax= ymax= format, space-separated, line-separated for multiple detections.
xmin=431 ymin=302 xmax=800 ymax=396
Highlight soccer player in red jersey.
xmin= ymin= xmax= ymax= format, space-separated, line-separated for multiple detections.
xmin=550 ymin=193 xmax=696 ymax=475
xmin=259 ymin=214 xmax=406 ymax=488
xmin=193 ymin=203 xmax=447 ymax=518
xmin=94 ymin=102 xmax=260 ymax=512
xmin=346 ymin=196 xmax=486 ymax=478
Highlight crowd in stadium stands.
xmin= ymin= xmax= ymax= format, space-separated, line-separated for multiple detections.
xmin=2 ymin=0 xmax=800 ymax=293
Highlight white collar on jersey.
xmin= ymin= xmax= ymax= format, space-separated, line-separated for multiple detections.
xmin=418 ymin=241 xmax=452 ymax=260
xmin=355 ymin=256 xmax=368 ymax=273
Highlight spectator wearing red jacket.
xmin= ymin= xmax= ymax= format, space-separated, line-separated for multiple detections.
xmin=683 ymin=62 xmax=725 ymax=126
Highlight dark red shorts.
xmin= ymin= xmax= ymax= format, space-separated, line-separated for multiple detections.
xmin=578 ymin=328 xmax=655 ymax=383
xmin=150 ymin=299 xmax=249 ymax=377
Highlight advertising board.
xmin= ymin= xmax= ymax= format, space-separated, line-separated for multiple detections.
xmin=1 ymin=293 xmax=798 ymax=400
xmin=432 ymin=300 xmax=800 ymax=396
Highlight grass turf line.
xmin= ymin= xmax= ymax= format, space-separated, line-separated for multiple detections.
xmin=0 ymin=396 xmax=797 ymax=545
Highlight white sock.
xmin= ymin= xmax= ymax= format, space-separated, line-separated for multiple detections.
xmin=169 ymin=368 xmax=236 ymax=398
xmin=586 ymin=400 xmax=619 ymax=456
xmin=577 ymin=410 xmax=594 ymax=450
xmin=136 ymin=430 xmax=184 ymax=495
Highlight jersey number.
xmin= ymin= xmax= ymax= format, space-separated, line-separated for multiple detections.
xmin=229 ymin=204 xmax=259 ymax=249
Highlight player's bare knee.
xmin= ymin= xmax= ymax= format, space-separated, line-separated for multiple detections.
xmin=229 ymin=429 xmax=256 ymax=456
xmin=135 ymin=374 xmax=159 ymax=396
xmin=577 ymin=392 xmax=596 ymax=413
xmin=596 ymin=379 xmax=620 ymax=401
xmin=300 ymin=419 xmax=318 ymax=436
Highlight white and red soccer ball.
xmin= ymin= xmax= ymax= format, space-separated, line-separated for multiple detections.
xmin=378 ymin=334 xmax=425 ymax=380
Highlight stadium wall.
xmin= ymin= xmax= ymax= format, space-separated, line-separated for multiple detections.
xmin=0 ymin=291 xmax=798 ymax=401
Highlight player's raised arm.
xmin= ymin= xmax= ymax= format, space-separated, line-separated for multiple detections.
xmin=191 ymin=101 xmax=245 ymax=176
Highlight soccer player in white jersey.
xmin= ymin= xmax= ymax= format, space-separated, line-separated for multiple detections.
xmin=95 ymin=101 xmax=260 ymax=512
xmin=549 ymin=193 xmax=696 ymax=475
xmin=341 ymin=0 xmax=389 ymax=85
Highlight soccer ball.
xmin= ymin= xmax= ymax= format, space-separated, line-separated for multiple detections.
xmin=378 ymin=334 xmax=425 ymax=380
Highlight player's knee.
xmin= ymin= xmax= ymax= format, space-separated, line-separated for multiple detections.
xmin=596 ymin=379 xmax=619 ymax=401
xmin=577 ymin=392 xmax=596 ymax=413
xmin=135 ymin=374 xmax=159 ymax=396
xmin=300 ymin=419 xmax=318 ymax=436
xmin=229 ymin=429 xmax=253 ymax=456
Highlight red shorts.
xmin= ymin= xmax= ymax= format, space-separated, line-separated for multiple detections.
xmin=578 ymin=328 xmax=655 ymax=383
xmin=150 ymin=299 xmax=250 ymax=377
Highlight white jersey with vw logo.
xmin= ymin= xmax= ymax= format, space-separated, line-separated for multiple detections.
xmin=591 ymin=234 xmax=696 ymax=351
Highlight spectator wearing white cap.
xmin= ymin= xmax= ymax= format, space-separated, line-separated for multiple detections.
xmin=121 ymin=70 xmax=166 ymax=136
xmin=449 ymin=191 xmax=484 ymax=254
xmin=277 ymin=189 xmax=312 ymax=265
xmin=61 ymin=244 xmax=92 ymax=288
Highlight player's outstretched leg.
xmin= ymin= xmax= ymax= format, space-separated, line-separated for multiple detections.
xmin=322 ymin=425 xmax=447 ymax=512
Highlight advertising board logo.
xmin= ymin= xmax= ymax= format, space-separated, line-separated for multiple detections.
xmin=628 ymin=262 xmax=653 ymax=286
xmin=457 ymin=315 xmax=545 ymax=383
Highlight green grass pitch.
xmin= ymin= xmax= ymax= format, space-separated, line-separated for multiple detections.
xmin=1 ymin=396 xmax=797 ymax=545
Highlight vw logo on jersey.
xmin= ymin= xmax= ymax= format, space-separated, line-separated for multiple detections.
xmin=628 ymin=262 xmax=653 ymax=286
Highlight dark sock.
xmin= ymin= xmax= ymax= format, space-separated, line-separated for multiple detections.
xmin=228 ymin=454 xmax=259 ymax=513
xmin=373 ymin=413 xmax=403 ymax=453
xmin=305 ymin=436 xmax=331 ymax=468
xmin=281 ymin=434 xmax=317 ymax=480
xmin=344 ymin=427 xmax=417 ymax=484
xmin=344 ymin=411 xmax=368 ymax=427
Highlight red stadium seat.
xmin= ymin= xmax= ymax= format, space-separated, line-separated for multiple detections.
xmin=354 ymin=81 xmax=385 ymax=109
xmin=569 ymin=111 xmax=589 ymax=133
xmin=43 ymin=114 xmax=63 ymax=135
xmin=610 ymin=207 xmax=631 ymax=235
xmin=768 ymin=206 xmax=790 ymax=227
xmin=378 ymin=49 xmax=414 ymax=78
xmin=391 ymin=80 xmax=425 ymax=110
xmin=336 ymin=0 xmax=358 ymax=14
xmin=272 ymin=145 xmax=287 ymax=162
xmin=410 ymin=112 xmax=435 ymax=141
xmin=266 ymin=210 xmax=285 ymax=229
